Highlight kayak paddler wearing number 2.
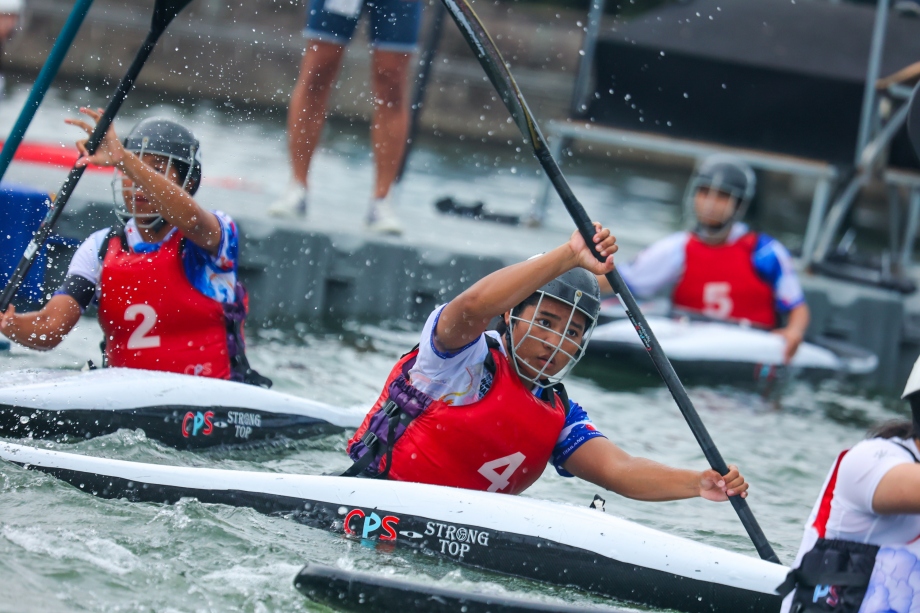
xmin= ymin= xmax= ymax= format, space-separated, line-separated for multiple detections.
xmin=343 ymin=224 xmax=750 ymax=503
xmin=0 ymin=110 xmax=270 ymax=387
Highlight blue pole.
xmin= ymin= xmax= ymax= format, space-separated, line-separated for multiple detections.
xmin=0 ymin=0 xmax=94 ymax=183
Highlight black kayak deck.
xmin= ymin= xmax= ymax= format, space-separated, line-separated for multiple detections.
xmin=294 ymin=563 xmax=630 ymax=612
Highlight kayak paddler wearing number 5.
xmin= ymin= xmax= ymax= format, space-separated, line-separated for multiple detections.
xmin=0 ymin=108 xmax=268 ymax=386
xmin=343 ymin=224 xmax=749 ymax=503
xmin=599 ymin=154 xmax=811 ymax=363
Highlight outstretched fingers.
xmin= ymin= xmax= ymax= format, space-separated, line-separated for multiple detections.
xmin=65 ymin=107 xmax=123 ymax=168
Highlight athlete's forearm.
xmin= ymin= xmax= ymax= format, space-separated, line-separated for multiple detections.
xmin=118 ymin=153 xmax=221 ymax=252
xmin=595 ymin=456 xmax=701 ymax=502
xmin=1 ymin=295 xmax=81 ymax=350
xmin=786 ymin=303 xmax=809 ymax=337
xmin=564 ymin=437 xmax=701 ymax=501
xmin=436 ymin=244 xmax=578 ymax=351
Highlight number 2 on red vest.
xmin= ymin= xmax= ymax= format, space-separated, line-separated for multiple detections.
xmin=702 ymin=282 xmax=733 ymax=319
xmin=478 ymin=452 xmax=526 ymax=492
xmin=125 ymin=304 xmax=161 ymax=350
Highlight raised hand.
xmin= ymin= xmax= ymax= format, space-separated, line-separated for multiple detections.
xmin=568 ymin=222 xmax=617 ymax=275
xmin=64 ymin=107 xmax=126 ymax=169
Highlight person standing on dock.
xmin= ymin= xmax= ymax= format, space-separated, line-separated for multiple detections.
xmin=342 ymin=224 xmax=750 ymax=503
xmin=0 ymin=111 xmax=268 ymax=386
xmin=602 ymin=154 xmax=810 ymax=362
xmin=0 ymin=0 xmax=20 ymax=97
xmin=269 ymin=0 xmax=421 ymax=235
xmin=778 ymin=357 xmax=920 ymax=613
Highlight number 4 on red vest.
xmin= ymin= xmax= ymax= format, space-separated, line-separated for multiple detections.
xmin=478 ymin=452 xmax=526 ymax=492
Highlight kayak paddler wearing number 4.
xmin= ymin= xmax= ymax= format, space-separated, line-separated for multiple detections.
xmin=778 ymin=355 xmax=920 ymax=613
xmin=0 ymin=109 xmax=269 ymax=386
xmin=344 ymin=224 xmax=749 ymax=503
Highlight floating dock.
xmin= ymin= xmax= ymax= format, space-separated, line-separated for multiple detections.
xmin=35 ymin=191 xmax=917 ymax=395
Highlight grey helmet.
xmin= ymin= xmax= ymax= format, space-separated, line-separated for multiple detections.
xmin=684 ymin=154 xmax=756 ymax=242
xmin=113 ymin=118 xmax=202 ymax=229
xmin=507 ymin=261 xmax=601 ymax=386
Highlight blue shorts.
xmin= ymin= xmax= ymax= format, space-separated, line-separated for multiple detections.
xmin=304 ymin=0 xmax=422 ymax=53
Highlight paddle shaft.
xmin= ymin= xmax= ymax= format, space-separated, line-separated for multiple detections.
xmin=0 ymin=0 xmax=95 ymax=184
xmin=0 ymin=22 xmax=170 ymax=312
xmin=440 ymin=0 xmax=781 ymax=564
xmin=394 ymin=0 xmax=446 ymax=184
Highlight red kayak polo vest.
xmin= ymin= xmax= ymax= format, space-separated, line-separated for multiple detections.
xmin=671 ymin=232 xmax=777 ymax=328
xmin=97 ymin=231 xmax=232 ymax=379
xmin=348 ymin=345 xmax=568 ymax=494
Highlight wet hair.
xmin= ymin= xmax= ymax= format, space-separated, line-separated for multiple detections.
xmin=870 ymin=420 xmax=915 ymax=440
xmin=869 ymin=393 xmax=920 ymax=440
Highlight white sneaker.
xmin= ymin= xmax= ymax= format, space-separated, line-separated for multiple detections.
xmin=268 ymin=182 xmax=308 ymax=218
xmin=365 ymin=195 xmax=403 ymax=235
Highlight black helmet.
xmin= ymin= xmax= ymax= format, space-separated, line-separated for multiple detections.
xmin=507 ymin=260 xmax=601 ymax=385
xmin=113 ymin=118 xmax=202 ymax=230
xmin=122 ymin=118 xmax=202 ymax=195
xmin=538 ymin=267 xmax=601 ymax=326
xmin=685 ymin=154 xmax=756 ymax=242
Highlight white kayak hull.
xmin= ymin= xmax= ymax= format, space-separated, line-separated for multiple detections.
xmin=0 ymin=441 xmax=786 ymax=613
xmin=0 ymin=368 xmax=365 ymax=448
xmin=587 ymin=317 xmax=878 ymax=380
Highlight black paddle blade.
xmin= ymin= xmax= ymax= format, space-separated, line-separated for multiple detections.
xmin=152 ymin=0 xmax=194 ymax=32
xmin=909 ymin=81 xmax=920 ymax=161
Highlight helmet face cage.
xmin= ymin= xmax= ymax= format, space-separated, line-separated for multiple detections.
xmin=507 ymin=289 xmax=597 ymax=387
xmin=112 ymin=136 xmax=197 ymax=229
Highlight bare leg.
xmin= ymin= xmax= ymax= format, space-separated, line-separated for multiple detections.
xmin=369 ymin=49 xmax=412 ymax=200
xmin=287 ymin=40 xmax=347 ymax=187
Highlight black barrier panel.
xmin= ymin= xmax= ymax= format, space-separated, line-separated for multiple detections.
xmin=581 ymin=0 xmax=920 ymax=169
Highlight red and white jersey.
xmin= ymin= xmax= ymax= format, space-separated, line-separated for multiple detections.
xmin=782 ymin=437 xmax=920 ymax=613
xmin=97 ymin=230 xmax=232 ymax=379
xmin=617 ymin=223 xmax=805 ymax=326
xmin=795 ymin=437 xmax=920 ymax=553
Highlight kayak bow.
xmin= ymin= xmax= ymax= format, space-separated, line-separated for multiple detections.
xmin=0 ymin=368 xmax=364 ymax=448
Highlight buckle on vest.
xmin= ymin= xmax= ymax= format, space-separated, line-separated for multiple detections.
xmin=362 ymin=431 xmax=380 ymax=450
xmin=382 ymin=400 xmax=400 ymax=417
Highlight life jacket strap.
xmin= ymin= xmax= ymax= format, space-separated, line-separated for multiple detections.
xmin=340 ymin=399 xmax=408 ymax=478
xmin=776 ymin=538 xmax=879 ymax=612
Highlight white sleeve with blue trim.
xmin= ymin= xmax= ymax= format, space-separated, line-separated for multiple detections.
xmin=552 ymin=400 xmax=606 ymax=477
xmin=751 ymin=235 xmax=805 ymax=313
xmin=616 ymin=231 xmax=689 ymax=298
xmin=407 ymin=303 xmax=501 ymax=407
